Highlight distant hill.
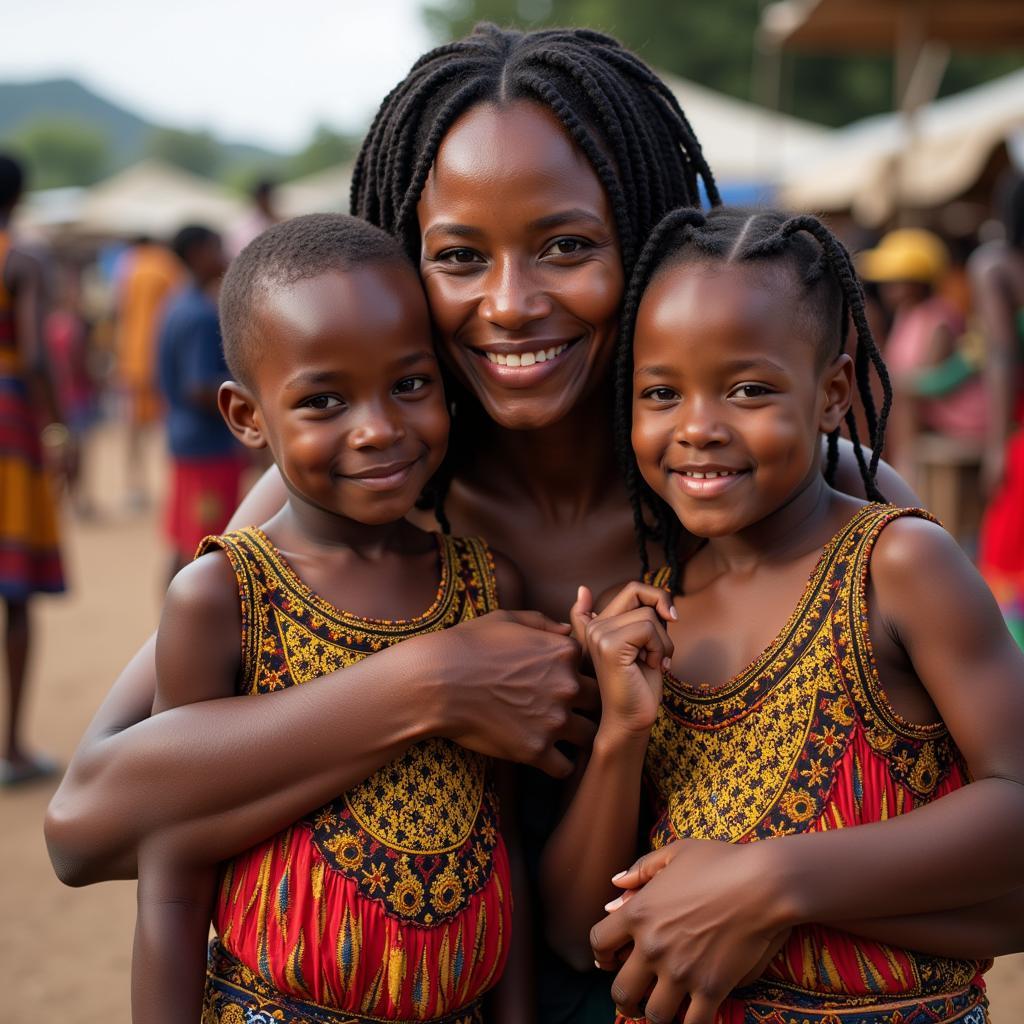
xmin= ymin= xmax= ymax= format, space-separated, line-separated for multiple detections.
xmin=0 ymin=77 xmax=281 ymax=176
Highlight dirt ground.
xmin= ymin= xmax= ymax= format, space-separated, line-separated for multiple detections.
xmin=2 ymin=421 xmax=1023 ymax=1019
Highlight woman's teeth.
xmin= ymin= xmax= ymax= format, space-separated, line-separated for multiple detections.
xmin=682 ymin=470 xmax=740 ymax=479
xmin=485 ymin=344 xmax=568 ymax=367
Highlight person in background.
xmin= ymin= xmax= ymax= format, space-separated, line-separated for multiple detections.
xmin=158 ymin=224 xmax=245 ymax=579
xmin=973 ymin=174 xmax=1024 ymax=647
xmin=0 ymin=152 xmax=66 ymax=785
xmin=115 ymin=235 xmax=181 ymax=510
xmin=859 ymin=228 xmax=987 ymax=484
xmin=45 ymin=261 xmax=98 ymax=517
xmin=228 ymin=178 xmax=280 ymax=258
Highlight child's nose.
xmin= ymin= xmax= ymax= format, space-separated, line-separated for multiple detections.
xmin=348 ymin=404 xmax=406 ymax=449
xmin=677 ymin=399 xmax=729 ymax=447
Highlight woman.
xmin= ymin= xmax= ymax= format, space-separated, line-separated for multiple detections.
xmin=50 ymin=26 xmax=1006 ymax=1024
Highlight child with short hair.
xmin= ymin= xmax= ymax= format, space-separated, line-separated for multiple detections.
xmin=134 ymin=214 xmax=526 ymax=1024
xmin=544 ymin=207 xmax=1024 ymax=1024
xmin=158 ymin=224 xmax=246 ymax=578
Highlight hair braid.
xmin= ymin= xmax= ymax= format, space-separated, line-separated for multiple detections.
xmin=351 ymin=23 xmax=722 ymax=538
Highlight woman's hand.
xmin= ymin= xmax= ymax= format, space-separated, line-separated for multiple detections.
xmin=436 ymin=610 xmax=598 ymax=778
xmin=590 ymin=839 xmax=789 ymax=1024
xmin=571 ymin=583 xmax=675 ymax=742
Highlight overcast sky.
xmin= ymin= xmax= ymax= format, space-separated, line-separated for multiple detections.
xmin=2 ymin=0 xmax=436 ymax=152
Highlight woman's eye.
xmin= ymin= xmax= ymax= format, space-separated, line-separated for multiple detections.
xmin=438 ymin=248 xmax=482 ymax=265
xmin=393 ymin=376 xmax=427 ymax=395
xmin=732 ymin=384 xmax=771 ymax=399
xmin=544 ymin=237 xmax=589 ymax=257
xmin=303 ymin=395 xmax=343 ymax=410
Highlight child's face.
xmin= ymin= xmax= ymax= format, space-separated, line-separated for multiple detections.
xmin=631 ymin=261 xmax=852 ymax=540
xmin=233 ymin=263 xmax=449 ymax=527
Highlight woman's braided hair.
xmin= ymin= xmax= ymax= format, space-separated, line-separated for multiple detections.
xmin=615 ymin=206 xmax=892 ymax=590
xmin=350 ymin=24 xmax=721 ymax=528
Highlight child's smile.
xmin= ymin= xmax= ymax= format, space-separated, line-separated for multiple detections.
xmin=631 ymin=260 xmax=852 ymax=541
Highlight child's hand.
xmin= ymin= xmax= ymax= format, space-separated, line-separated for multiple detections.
xmin=570 ymin=582 xmax=677 ymax=665
xmin=571 ymin=582 xmax=676 ymax=741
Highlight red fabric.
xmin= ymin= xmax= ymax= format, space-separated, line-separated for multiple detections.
xmin=165 ymin=455 xmax=246 ymax=559
xmin=216 ymin=824 xmax=511 ymax=1018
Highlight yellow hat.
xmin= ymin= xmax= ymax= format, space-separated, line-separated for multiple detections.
xmin=858 ymin=229 xmax=949 ymax=285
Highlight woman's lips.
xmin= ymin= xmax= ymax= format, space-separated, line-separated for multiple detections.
xmin=471 ymin=338 xmax=581 ymax=388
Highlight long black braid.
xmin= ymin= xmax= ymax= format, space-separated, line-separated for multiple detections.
xmin=615 ymin=206 xmax=893 ymax=591
xmin=349 ymin=24 xmax=721 ymax=530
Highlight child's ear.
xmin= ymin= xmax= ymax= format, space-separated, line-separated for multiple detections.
xmin=219 ymin=381 xmax=268 ymax=450
xmin=819 ymin=352 xmax=854 ymax=434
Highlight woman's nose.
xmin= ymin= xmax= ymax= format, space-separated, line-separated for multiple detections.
xmin=477 ymin=257 xmax=552 ymax=329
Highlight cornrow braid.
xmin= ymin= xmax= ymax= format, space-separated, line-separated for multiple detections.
xmin=350 ymin=23 xmax=721 ymax=533
xmin=616 ymin=206 xmax=894 ymax=589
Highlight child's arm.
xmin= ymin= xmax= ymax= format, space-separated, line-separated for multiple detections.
xmin=133 ymin=551 xmax=243 ymax=1024
xmin=590 ymin=518 xmax=1024 ymax=1024
xmin=45 ymin=468 xmax=592 ymax=886
xmin=541 ymin=582 xmax=675 ymax=971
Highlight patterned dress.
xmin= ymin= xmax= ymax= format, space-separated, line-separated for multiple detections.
xmin=198 ymin=528 xmax=511 ymax=1024
xmin=628 ymin=504 xmax=989 ymax=1024
xmin=0 ymin=232 xmax=64 ymax=599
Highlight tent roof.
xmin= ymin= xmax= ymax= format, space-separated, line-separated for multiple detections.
xmin=74 ymin=159 xmax=244 ymax=237
xmin=761 ymin=0 xmax=1024 ymax=51
xmin=660 ymin=72 xmax=829 ymax=187
xmin=777 ymin=68 xmax=1024 ymax=224
xmin=276 ymin=163 xmax=353 ymax=218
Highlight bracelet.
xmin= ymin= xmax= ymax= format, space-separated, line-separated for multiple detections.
xmin=40 ymin=422 xmax=71 ymax=448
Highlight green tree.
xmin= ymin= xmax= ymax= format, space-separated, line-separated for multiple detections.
xmin=146 ymin=126 xmax=222 ymax=178
xmin=422 ymin=0 xmax=1023 ymax=126
xmin=9 ymin=118 xmax=109 ymax=188
xmin=287 ymin=124 xmax=360 ymax=180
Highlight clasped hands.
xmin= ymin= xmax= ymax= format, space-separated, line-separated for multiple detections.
xmin=589 ymin=839 xmax=792 ymax=1024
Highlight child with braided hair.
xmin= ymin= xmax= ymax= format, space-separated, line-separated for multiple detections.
xmin=544 ymin=207 xmax=1024 ymax=1024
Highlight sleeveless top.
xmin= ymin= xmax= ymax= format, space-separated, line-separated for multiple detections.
xmin=199 ymin=528 xmax=511 ymax=1021
xmin=642 ymin=504 xmax=989 ymax=1024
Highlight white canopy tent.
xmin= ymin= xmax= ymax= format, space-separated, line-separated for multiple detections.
xmin=276 ymin=163 xmax=353 ymax=218
xmin=777 ymin=68 xmax=1024 ymax=225
xmin=73 ymin=159 xmax=245 ymax=238
xmin=661 ymin=72 xmax=829 ymax=199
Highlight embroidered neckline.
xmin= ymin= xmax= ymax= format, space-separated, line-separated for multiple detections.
xmin=244 ymin=526 xmax=455 ymax=630
xmin=664 ymin=503 xmax=880 ymax=701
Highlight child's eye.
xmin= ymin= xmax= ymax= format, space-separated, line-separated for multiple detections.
xmin=641 ymin=386 xmax=679 ymax=403
xmin=436 ymin=247 xmax=483 ymax=265
xmin=393 ymin=376 xmax=427 ymax=395
xmin=302 ymin=395 xmax=343 ymax=410
xmin=542 ymin=237 xmax=591 ymax=258
xmin=730 ymin=384 xmax=771 ymax=400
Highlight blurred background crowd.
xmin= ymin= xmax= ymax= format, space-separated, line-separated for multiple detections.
xmin=1 ymin=0 xmax=1022 ymax=1018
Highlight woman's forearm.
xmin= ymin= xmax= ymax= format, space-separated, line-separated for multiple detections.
xmin=46 ymin=631 xmax=447 ymax=885
xmin=541 ymin=730 xmax=648 ymax=970
xmin=838 ymin=887 xmax=1024 ymax=959
xmin=768 ymin=779 xmax=1024 ymax=931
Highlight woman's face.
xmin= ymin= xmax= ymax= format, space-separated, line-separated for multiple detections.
xmin=417 ymin=100 xmax=625 ymax=431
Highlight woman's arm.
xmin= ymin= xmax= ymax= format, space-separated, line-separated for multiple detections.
xmin=831 ymin=436 xmax=920 ymax=507
xmin=45 ymin=468 xmax=596 ymax=886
